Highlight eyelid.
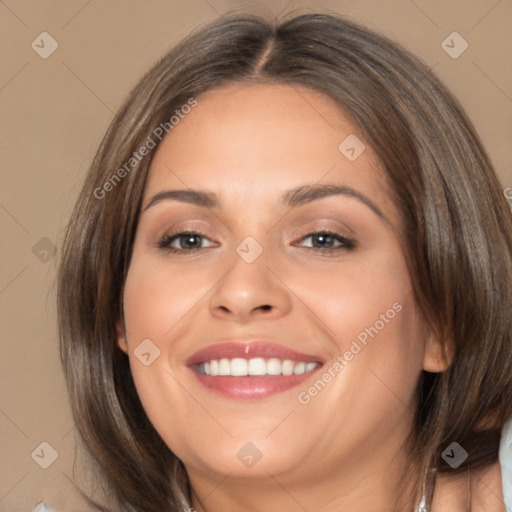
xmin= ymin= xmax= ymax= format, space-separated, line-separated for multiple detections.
xmin=153 ymin=218 xmax=216 ymax=240
xmin=289 ymin=219 xmax=354 ymax=239
xmin=293 ymin=229 xmax=355 ymax=249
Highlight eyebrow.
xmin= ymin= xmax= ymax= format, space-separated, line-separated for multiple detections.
xmin=142 ymin=184 xmax=387 ymax=221
xmin=143 ymin=189 xmax=217 ymax=211
xmin=283 ymin=184 xmax=386 ymax=220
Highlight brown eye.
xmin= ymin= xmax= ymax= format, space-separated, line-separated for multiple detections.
xmin=297 ymin=231 xmax=355 ymax=251
xmin=158 ymin=231 xmax=216 ymax=252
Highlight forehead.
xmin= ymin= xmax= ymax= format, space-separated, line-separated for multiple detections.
xmin=144 ymin=83 xmax=396 ymax=220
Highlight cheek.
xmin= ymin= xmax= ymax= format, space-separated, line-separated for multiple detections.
xmin=290 ymin=251 xmax=424 ymax=399
xmin=122 ymin=256 xmax=210 ymax=341
xmin=291 ymin=252 xmax=413 ymax=342
xmin=121 ymin=254 xmax=230 ymax=453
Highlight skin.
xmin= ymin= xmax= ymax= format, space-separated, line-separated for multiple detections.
xmin=117 ymin=83 xmax=464 ymax=511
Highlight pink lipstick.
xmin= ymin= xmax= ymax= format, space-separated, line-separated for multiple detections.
xmin=186 ymin=341 xmax=323 ymax=400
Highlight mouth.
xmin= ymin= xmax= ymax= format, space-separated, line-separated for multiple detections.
xmin=196 ymin=358 xmax=320 ymax=376
xmin=186 ymin=341 xmax=323 ymax=400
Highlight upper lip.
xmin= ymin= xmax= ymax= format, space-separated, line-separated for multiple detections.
xmin=185 ymin=340 xmax=324 ymax=366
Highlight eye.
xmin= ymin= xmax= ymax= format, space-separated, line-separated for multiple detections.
xmin=158 ymin=231 xmax=217 ymax=253
xmin=295 ymin=231 xmax=356 ymax=252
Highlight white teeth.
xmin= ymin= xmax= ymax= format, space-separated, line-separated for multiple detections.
xmin=248 ymin=357 xmax=266 ymax=376
xmin=282 ymin=360 xmax=295 ymax=376
xmin=218 ymin=358 xmax=230 ymax=376
xmin=230 ymin=358 xmax=248 ymax=376
xmin=199 ymin=358 xmax=319 ymax=376
xmin=266 ymin=358 xmax=282 ymax=375
xmin=305 ymin=362 xmax=317 ymax=373
xmin=293 ymin=362 xmax=306 ymax=375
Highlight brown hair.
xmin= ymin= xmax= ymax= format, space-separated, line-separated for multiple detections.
xmin=57 ymin=12 xmax=512 ymax=511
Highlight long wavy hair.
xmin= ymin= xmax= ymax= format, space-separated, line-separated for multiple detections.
xmin=57 ymin=12 xmax=512 ymax=511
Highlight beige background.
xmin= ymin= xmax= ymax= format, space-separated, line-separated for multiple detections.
xmin=1 ymin=0 xmax=511 ymax=510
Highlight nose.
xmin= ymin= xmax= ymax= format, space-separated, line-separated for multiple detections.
xmin=208 ymin=248 xmax=293 ymax=323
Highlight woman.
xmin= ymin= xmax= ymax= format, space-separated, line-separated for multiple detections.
xmin=57 ymin=13 xmax=512 ymax=512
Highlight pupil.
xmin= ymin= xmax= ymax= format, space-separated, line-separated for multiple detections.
xmin=313 ymin=234 xmax=332 ymax=247
xmin=183 ymin=235 xmax=199 ymax=247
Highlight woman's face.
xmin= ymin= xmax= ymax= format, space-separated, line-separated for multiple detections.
xmin=118 ymin=83 xmax=443 ymax=496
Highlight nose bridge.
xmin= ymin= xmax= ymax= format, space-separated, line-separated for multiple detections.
xmin=208 ymin=235 xmax=292 ymax=321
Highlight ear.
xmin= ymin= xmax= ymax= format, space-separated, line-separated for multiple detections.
xmin=116 ymin=318 xmax=129 ymax=354
xmin=422 ymin=331 xmax=452 ymax=373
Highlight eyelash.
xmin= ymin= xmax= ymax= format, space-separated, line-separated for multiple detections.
xmin=295 ymin=229 xmax=356 ymax=252
xmin=157 ymin=229 xmax=356 ymax=254
xmin=157 ymin=230 xmax=217 ymax=253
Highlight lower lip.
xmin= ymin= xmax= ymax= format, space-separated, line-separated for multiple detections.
xmin=189 ymin=367 xmax=322 ymax=400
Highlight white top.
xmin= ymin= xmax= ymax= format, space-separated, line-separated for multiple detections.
xmin=501 ymin=417 xmax=512 ymax=512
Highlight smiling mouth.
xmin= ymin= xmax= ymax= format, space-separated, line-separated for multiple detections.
xmin=194 ymin=358 xmax=320 ymax=377
xmin=186 ymin=341 xmax=323 ymax=400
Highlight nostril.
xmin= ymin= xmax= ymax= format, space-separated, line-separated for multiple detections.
xmin=259 ymin=305 xmax=272 ymax=311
